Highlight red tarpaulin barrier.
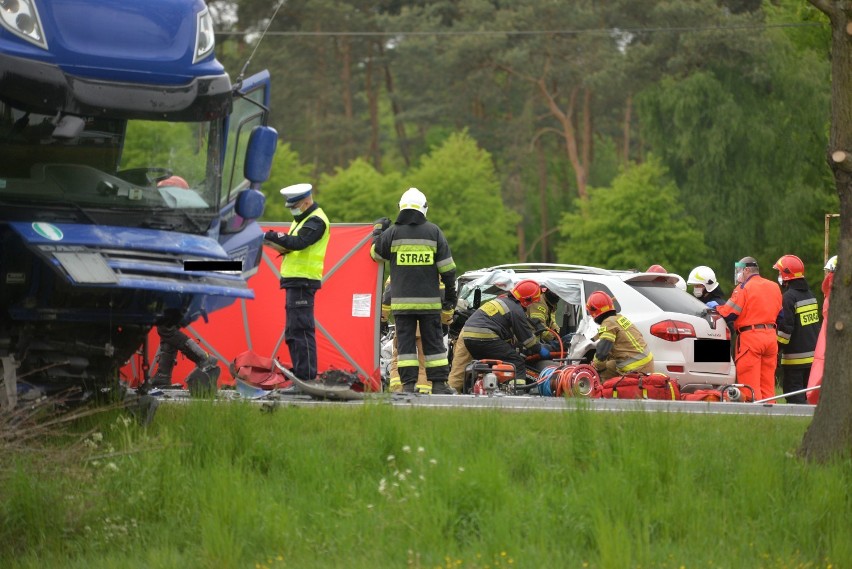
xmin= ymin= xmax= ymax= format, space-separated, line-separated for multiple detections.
xmin=121 ymin=223 xmax=383 ymax=390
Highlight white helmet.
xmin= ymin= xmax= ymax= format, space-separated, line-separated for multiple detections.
xmin=399 ymin=187 xmax=428 ymax=216
xmin=825 ymin=255 xmax=838 ymax=272
xmin=687 ymin=265 xmax=719 ymax=292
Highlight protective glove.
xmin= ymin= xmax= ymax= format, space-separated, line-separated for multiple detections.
xmin=264 ymin=230 xmax=278 ymax=240
xmin=372 ymin=217 xmax=391 ymax=237
xmin=441 ymin=308 xmax=454 ymax=326
xmin=539 ymin=346 xmax=551 ymax=360
xmin=706 ymin=301 xmax=719 ymax=309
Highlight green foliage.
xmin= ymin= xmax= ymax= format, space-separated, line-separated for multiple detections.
xmin=260 ymin=143 xmax=314 ymax=222
xmin=317 ymin=158 xmax=402 ymax=223
xmin=3 ymin=404 xmax=850 ymax=568
xmin=121 ymin=121 xmax=206 ymax=182
xmin=556 ymin=158 xmax=707 ymax=276
xmin=408 ymin=131 xmax=519 ymax=273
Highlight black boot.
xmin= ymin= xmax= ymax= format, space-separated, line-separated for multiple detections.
xmin=402 ymin=381 xmax=418 ymax=394
xmin=431 ymin=381 xmax=456 ymax=395
xmin=150 ymin=343 xmax=179 ymax=387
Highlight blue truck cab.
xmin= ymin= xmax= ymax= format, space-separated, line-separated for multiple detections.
xmin=0 ymin=0 xmax=278 ymax=402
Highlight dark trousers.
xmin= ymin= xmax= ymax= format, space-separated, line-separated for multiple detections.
xmin=463 ymin=338 xmax=527 ymax=380
xmin=394 ymin=313 xmax=448 ymax=385
xmin=285 ymin=287 xmax=317 ymax=380
xmin=781 ymin=365 xmax=811 ymax=404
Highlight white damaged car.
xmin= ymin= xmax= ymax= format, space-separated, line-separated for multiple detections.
xmin=455 ymin=263 xmax=735 ymax=387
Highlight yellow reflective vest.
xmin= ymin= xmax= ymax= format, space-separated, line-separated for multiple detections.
xmin=280 ymin=207 xmax=330 ymax=281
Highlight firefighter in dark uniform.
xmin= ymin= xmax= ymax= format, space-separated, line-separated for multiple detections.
xmin=773 ymin=254 xmax=820 ymax=404
xmin=264 ymin=183 xmax=330 ymax=381
xmin=460 ymin=280 xmax=551 ymax=382
xmin=371 ymin=188 xmax=457 ymax=394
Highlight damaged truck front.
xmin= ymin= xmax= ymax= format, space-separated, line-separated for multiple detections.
xmin=0 ymin=0 xmax=278 ymax=406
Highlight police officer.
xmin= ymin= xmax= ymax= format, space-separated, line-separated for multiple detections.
xmin=717 ymin=256 xmax=783 ymax=401
xmin=371 ymin=188 xmax=457 ymax=394
xmin=264 ymin=183 xmax=330 ymax=381
xmin=773 ymin=255 xmax=820 ymax=404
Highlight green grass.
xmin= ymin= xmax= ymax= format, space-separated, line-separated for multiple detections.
xmin=1 ymin=402 xmax=850 ymax=569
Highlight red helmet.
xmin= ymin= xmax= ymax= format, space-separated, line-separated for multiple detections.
xmin=773 ymin=254 xmax=805 ymax=281
xmin=511 ymin=279 xmax=542 ymax=308
xmin=585 ymin=291 xmax=615 ymax=319
xmin=647 ymin=264 xmax=667 ymax=274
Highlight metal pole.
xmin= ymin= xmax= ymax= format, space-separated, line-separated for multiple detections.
xmin=753 ymin=384 xmax=821 ymax=404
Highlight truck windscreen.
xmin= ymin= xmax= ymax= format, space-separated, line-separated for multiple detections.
xmin=0 ymin=100 xmax=221 ymax=221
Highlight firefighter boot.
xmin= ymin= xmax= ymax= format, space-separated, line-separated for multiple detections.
xmin=181 ymin=339 xmax=220 ymax=397
xmin=430 ymin=381 xmax=456 ymax=395
xmin=402 ymin=380 xmax=418 ymax=394
xmin=150 ymin=343 xmax=179 ymax=388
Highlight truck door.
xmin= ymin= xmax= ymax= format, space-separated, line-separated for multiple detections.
xmin=218 ymin=70 xmax=272 ymax=275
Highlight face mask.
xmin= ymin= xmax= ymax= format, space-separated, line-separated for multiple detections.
xmin=289 ymin=207 xmax=303 ymax=216
xmin=692 ymin=287 xmax=704 ymax=298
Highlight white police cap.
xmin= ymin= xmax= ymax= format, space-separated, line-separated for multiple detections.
xmin=280 ymin=183 xmax=313 ymax=206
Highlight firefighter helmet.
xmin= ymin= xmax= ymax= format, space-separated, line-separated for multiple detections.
xmin=585 ymin=291 xmax=615 ymax=319
xmin=399 ymin=187 xmax=428 ymax=216
xmin=824 ymin=255 xmax=837 ymax=273
xmin=511 ymin=279 xmax=542 ymax=308
xmin=687 ymin=266 xmax=719 ymax=292
xmin=647 ymin=264 xmax=667 ymax=273
xmin=773 ymin=254 xmax=805 ymax=282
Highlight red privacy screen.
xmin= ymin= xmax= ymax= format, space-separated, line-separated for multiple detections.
xmin=121 ymin=223 xmax=383 ymax=389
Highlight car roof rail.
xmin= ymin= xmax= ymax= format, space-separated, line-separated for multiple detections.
xmin=483 ymin=263 xmax=615 ymax=276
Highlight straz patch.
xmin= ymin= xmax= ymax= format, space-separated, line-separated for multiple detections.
xmin=397 ymin=251 xmax=433 ymax=265
xmin=799 ymin=310 xmax=819 ymax=326
xmin=617 ymin=316 xmax=633 ymax=330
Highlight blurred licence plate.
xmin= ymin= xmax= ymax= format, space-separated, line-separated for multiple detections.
xmin=694 ymin=339 xmax=731 ymax=363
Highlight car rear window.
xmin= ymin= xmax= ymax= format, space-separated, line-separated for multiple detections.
xmin=628 ymin=281 xmax=708 ymax=316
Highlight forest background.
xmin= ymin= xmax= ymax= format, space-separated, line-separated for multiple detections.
xmin=212 ymin=0 xmax=837 ymax=295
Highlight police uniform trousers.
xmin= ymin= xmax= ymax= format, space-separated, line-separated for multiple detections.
xmin=781 ymin=365 xmax=810 ymax=404
xmin=285 ymin=287 xmax=318 ymax=380
xmin=394 ymin=313 xmax=448 ymax=386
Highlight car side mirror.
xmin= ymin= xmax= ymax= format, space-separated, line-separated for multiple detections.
xmin=244 ymin=126 xmax=278 ymax=186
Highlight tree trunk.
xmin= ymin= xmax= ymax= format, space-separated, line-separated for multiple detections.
xmin=799 ymin=0 xmax=852 ymax=463
xmin=582 ymin=87 xmax=593 ymax=179
xmin=535 ymin=80 xmax=587 ymax=200
xmin=623 ymin=93 xmax=633 ymax=165
xmin=365 ymin=47 xmax=381 ymax=170
xmin=339 ymin=37 xmax=355 ymax=158
xmin=378 ymin=43 xmax=410 ymax=168
xmin=536 ymin=139 xmax=550 ymax=261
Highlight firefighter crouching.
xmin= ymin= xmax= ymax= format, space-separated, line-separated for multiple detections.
xmin=585 ymin=291 xmax=654 ymax=380
xmin=458 ymin=280 xmax=552 ymax=384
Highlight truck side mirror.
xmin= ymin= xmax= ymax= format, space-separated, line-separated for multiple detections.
xmin=235 ymin=188 xmax=265 ymax=220
xmin=244 ymin=125 xmax=278 ymax=185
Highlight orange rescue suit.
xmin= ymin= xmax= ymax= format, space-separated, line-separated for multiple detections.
xmin=717 ymin=274 xmax=783 ymax=401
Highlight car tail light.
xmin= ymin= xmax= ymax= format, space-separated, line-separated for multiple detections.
xmin=667 ymin=365 xmax=685 ymax=373
xmin=650 ymin=320 xmax=696 ymax=342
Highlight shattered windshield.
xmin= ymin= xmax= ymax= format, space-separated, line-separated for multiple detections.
xmin=0 ymin=99 xmax=221 ymax=233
